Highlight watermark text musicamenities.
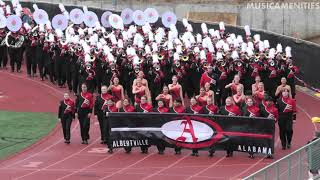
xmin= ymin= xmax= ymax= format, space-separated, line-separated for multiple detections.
xmin=246 ymin=2 xmax=320 ymax=10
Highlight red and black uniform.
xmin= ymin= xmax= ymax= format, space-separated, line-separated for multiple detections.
xmin=276 ymin=96 xmax=297 ymax=149
xmin=260 ymin=101 xmax=279 ymax=121
xmin=186 ymin=104 xmax=203 ymax=114
xmin=58 ymin=98 xmax=75 ymax=141
xmin=119 ymin=105 xmax=135 ymax=112
xmin=134 ymin=89 xmax=146 ymax=104
xmin=154 ymin=106 xmax=170 ymax=113
xmin=197 ymin=95 xmax=207 ymax=106
xmin=242 ymin=105 xmax=260 ymax=117
xmin=219 ymin=104 xmax=241 ymax=116
xmin=170 ymin=105 xmax=186 ymax=114
xmin=153 ymin=106 xmax=169 ymax=154
xmin=135 ymin=103 xmax=153 ymax=113
xmin=203 ymin=104 xmax=219 ymax=115
xmin=170 ymin=104 xmax=186 ymax=154
xmin=285 ymin=66 xmax=299 ymax=98
xmin=111 ymin=85 xmax=122 ymax=103
xmin=75 ymin=92 xmax=94 ymax=142
xmin=200 ymin=71 xmax=218 ymax=88
xmin=94 ymin=93 xmax=113 ymax=143
xmin=219 ymin=104 xmax=241 ymax=157
xmin=135 ymin=103 xmax=153 ymax=153
xmin=186 ymin=104 xmax=203 ymax=156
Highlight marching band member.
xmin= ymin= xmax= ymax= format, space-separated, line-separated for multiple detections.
xmin=203 ymin=98 xmax=219 ymax=115
xmin=135 ymin=95 xmax=152 ymax=153
xmin=169 ymin=75 xmax=185 ymax=107
xmin=108 ymin=77 xmax=125 ymax=108
xmin=204 ymin=82 xmax=215 ymax=103
xmin=196 ymin=87 xmax=209 ymax=106
xmin=170 ymin=98 xmax=186 ymax=155
xmin=58 ymin=92 xmax=75 ymax=144
xmin=155 ymin=86 xmax=173 ymax=108
xmin=119 ymin=98 xmax=135 ymax=154
xmin=275 ymin=77 xmax=292 ymax=99
xmin=154 ymin=99 xmax=169 ymax=154
xmin=219 ymin=97 xmax=241 ymax=157
xmin=276 ymin=88 xmax=296 ymax=150
xmin=232 ymin=85 xmax=246 ymax=107
xmin=186 ymin=97 xmax=203 ymax=157
xmin=225 ymin=74 xmax=244 ymax=96
xmin=132 ymin=78 xmax=151 ymax=105
xmin=242 ymin=96 xmax=260 ymax=159
xmin=6 ymin=30 xmax=24 ymax=73
xmin=104 ymin=98 xmax=119 ymax=153
xmin=252 ymin=82 xmax=265 ymax=106
xmin=75 ymin=83 xmax=94 ymax=145
xmin=94 ymin=85 xmax=113 ymax=144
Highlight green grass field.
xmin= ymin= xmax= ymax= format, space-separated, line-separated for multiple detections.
xmin=0 ymin=111 xmax=57 ymax=160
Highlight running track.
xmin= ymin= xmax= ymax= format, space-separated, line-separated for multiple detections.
xmin=0 ymin=69 xmax=319 ymax=180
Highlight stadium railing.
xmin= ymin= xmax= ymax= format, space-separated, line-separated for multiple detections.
xmin=244 ymin=137 xmax=320 ymax=180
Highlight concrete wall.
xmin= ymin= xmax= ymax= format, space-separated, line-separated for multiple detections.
xmin=26 ymin=0 xmax=320 ymax=39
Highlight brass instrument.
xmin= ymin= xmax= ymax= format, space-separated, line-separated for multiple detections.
xmin=175 ymin=61 xmax=180 ymax=67
xmin=255 ymin=53 xmax=260 ymax=59
xmin=5 ymin=32 xmax=25 ymax=49
xmin=288 ymin=64 xmax=293 ymax=69
xmin=236 ymin=61 xmax=242 ymax=67
xmin=221 ymin=61 xmax=226 ymax=67
xmin=269 ymin=60 xmax=275 ymax=67
xmin=282 ymin=55 xmax=287 ymax=60
xmin=158 ymin=54 xmax=164 ymax=60
xmin=154 ymin=64 xmax=161 ymax=71
xmin=181 ymin=55 xmax=189 ymax=62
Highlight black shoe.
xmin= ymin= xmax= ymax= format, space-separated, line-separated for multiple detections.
xmin=267 ymin=155 xmax=274 ymax=159
xmin=158 ymin=151 xmax=164 ymax=155
xmin=108 ymin=149 xmax=113 ymax=154
xmin=175 ymin=151 xmax=181 ymax=155
xmin=125 ymin=149 xmax=131 ymax=154
xmin=100 ymin=141 xmax=105 ymax=144
xmin=226 ymin=152 xmax=233 ymax=157
xmin=81 ymin=141 xmax=85 ymax=144
xmin=209 ymin=152 xmax=214 ymax=157
xmin=194 ymin=152 xmax=199 ymax=157
xmin=249 ymin=154 xmax=254 ymax=159
xmin=65 ymin=140 xmax=70 ymax=144
xmin=83 ymin=140 xmax=88 ymax=145
xmin=287 ymin=144 xmax=291 ymax=149
xmin=282 ymin=146 xmax=286 ymax=150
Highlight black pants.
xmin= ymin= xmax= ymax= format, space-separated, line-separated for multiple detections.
xmin=97 ymin=114 xmax=109 ymax=142
xmin=78 ymin=110 xmax=91 ymax=141
xmin=61 ymin=114 xmax=73 ymax=141
xmin=9 ymin=50 xmax=22 ymax=72
xmin=0 ymin=47 xmax=8 ymax=68
xmin=278 ymin=113 xmax=293 ymax=148
xmin=26 ymin=57 xmax=37 ymax=76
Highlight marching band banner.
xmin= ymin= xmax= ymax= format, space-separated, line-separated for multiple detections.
xmin=108 ymin=113 xmax=275 ymax=155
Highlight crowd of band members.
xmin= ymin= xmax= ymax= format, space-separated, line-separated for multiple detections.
xmin=0 ymin=18 xmax=298 ymax=158
xmin=57 ymin=67 xmax=296 ymax=159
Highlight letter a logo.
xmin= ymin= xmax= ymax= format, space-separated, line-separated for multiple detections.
xmin=176 ymin=117 xmax=198 ymax=143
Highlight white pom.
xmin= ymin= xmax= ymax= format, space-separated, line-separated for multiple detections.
xmin=152 ymin=54 xmax=159 ymax=64
xmin=216 ymin=52 xmax=223 ymax=60
xmin=209 ymin=29 xmax=215 ymax=37
xmin=285 ymin=46 xmax=292 ymax=57
xmin=6 ymin=5 xmax=11 ymax=14
xmin=263 ymin=40 xmax=270 ymax=49
xmin=231 ymin=51 xmax=239 ymax=59
xmin=253 ymin=34 xmax=260 ymax=42
xmin=200 ymin=50 xmax=206 ymax=60
xmin=201 ymin=23 xmax=208 ymax=35
xmin=187 ymin=24 xmax=193 ymax=32
xmin=83 ymin=6 xmax=88 ymax=13
xmin=241 ymin=43 xmax=247 ymax=52
xmin=269 ymin=48 xmax=275 ymax=59
xmin=244 ymin=25 xmax=251 ymax=36
xmin=32 ymin=4 xmax=39 ymax=11
xmin=117 ymin=39 xmax=123 ymax=48
xmin=173 ymin=52 xmax=179 ymax=60
xmin=196 ymin=34 xmax=202 ymax=44
xmin=219 ymin=22 xmax=225 ymax=31
xmin=182 ymin=18 xmax=188 ymax=27
xmin=276 ymin=44 xmax=282 ymax=53
xmin=59 ymin=3 xmax=65 ymax=13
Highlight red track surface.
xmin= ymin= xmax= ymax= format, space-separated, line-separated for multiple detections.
xmin=0 ymin=69 xmax=319 ymax=180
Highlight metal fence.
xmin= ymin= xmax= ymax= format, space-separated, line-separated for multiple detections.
xmin=244 ymin=137 xmax=320 ymax=180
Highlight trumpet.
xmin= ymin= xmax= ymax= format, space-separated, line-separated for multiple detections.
xmin=181 ymin=55 xmax=189 ymax=62
xmin=90 ymin=55 xmax=96 ymax=62
xmin=110 ymin=63 xmax=116 ymax=71
xmin=269 ymin=60 xmax=275 ymax=67
xmin=60 ymin=38 xmax=68 ymax=46
xmin=154 ymin=64 xmax=161 ymax=71
xmin=255 ymin=53 xmax=260 ymax=59
xmin=282 ymin=55 xmax=287 ymax=60
xmin=158 ymin=54 xmax=164 ymax=60
xmin=85 ymin=36 xmax=90 ymax=43
xmin=288 ymin=64 xmax=293 ymax=68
